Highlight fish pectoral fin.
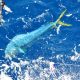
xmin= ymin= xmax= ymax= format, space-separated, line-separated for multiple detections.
xmin=58 ymin=20 xmax=72 ymax=26
xmin=19 ymin=48 xmax=25 ymax=53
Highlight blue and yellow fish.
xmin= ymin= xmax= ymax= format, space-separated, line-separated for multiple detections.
xmin=5 ymin=9 xmax=72 ymax=58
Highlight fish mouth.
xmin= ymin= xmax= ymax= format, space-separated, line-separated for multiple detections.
xmin=5 ymin=53 xmax=16 ymax=59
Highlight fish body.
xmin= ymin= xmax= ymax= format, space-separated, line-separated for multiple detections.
xmin=5 ymin=22 xmax=56 ymax=58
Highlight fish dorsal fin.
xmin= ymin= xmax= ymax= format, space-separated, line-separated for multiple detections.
xmin=58 ymin=20 xmax=72 ymax=26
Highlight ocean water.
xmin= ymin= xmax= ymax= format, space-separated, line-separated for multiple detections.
xmin=0 ymin=0 xmax=80 ymax=80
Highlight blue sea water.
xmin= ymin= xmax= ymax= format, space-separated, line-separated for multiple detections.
xmin=0 ymin=0 xmax=80 ymax=80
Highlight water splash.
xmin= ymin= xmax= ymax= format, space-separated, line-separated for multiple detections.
xmin=56 ymin=25 xmax=61 ymax=34
xmin=0 ymin=56 xmax=80 ymax=80
xmin=70 ymin=46 xmax=80 ymax=61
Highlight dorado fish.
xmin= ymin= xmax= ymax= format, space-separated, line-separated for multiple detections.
xmin=5 ymin=9 xmax=72 ymax=58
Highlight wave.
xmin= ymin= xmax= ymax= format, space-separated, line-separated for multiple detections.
xmin=0 ymin=56 xmax=80 ymax=80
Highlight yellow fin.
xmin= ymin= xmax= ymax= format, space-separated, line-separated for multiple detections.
xmin=56 ymin=9 xmax=67 ymax=23
xmin=58 ymin=20 xmax=72 ymax=26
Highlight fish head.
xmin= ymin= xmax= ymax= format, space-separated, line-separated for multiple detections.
xmin=5 ymin=45 xmax=19 ymax=59
xmin=5 ymin=45 xmax=25 ymax=59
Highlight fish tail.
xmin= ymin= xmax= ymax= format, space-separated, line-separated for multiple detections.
xmin=55 ymin=9 xmax=72 ymax=27
xmin=56 ymin=9 xmax=67 ymax=23
xmin=57 ymin=20 xmax=72 ymax=26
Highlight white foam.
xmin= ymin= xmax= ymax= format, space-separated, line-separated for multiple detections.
xmin=3 ymin=5 xmax=12 ymax=13
xmin=0 ymin=57 xmax=80 ymax=80
xmin=71 ymin=46 xmax=80 ymax=61
xmin=0 ymin=72 xmax=12 ymax=80
xmin=2 ymin=64 xmax=9 ymax=71
xmin=58 ymin=74 xmax=72 ymax=80
xmin=71 ymin=54 xmax=80 ymax=61
xmin=66 ymin=14 xmax=72 ymax=17
xmin=56 ymin=25 xmax=61 ymax=34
